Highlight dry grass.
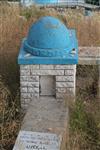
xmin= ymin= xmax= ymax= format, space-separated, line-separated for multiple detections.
xmin=67 ymin=65 xmax=100 ymax=150
xmin=67 ymin=98 xmax=100 ymax=150
xmin=0 ymin=2 xmax=100 ymax=150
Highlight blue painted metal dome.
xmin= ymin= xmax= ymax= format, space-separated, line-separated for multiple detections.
xmin=18 ymin=16 xmax=78 ymax=64
xmin=24 ymin=16 xmax=72 ymax=57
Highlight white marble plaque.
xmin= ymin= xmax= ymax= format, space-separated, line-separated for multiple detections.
xmin=13 ymin=131 xmax=62 ymax=150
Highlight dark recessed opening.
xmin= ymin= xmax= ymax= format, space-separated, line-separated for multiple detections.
xmin=39 ymin=75 xmax=55 ymax=97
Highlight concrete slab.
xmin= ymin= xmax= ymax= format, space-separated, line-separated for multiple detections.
xmin=79 ymin=47 xmax=100 ymax=65
xmin=20 ymin=97 xmax=68 ymax=150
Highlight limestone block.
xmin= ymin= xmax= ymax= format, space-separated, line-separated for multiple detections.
xmin=56 ymin=93 xmax=67 ymax=99
xmin=28 ymin=88 xmax=39 ymax=93
xmin=56 ymin=92 xmax=75 ymax=99
xmin=56 ymin=82 xmax=74 ymax=88
xmin=64 ymin=70 xmax=75 ymax=76
xmin=56 ymin=87 xmax=74 ymax=93
xmin=31 ymin=70 xmax=64 ymax=75
xmin=21 ymin=103 xmax=29 ymax=110
xmin=56 ymin=76 xmax=74 ymax=82
xmin=21 ymin=98 xmax=30 ymax=103
xmin=30 ymin=65 xmax=39 ymax=70
xmin=20 ymin=69 xmax=30 ymax=76
xmin=55 ymin=65 xmax=75 ymax=70
xmin=20 ymin=65 xmax=39 ymax=70
xmin=21 ymin=93 xmax=32 ymax=99
xmin=40 ymin=65 xmax=54 ymax=69
xmin=20 ymin=76 xmax=39 ymax=82
xmin=21 ymin=82 xmax=39 ymax=88
xmin=21 ymin=93 xmax=39 ymax=99
xmin=20 ymin=65 xmax=29 ymax=70
xmin=21 ymin=98 xmax=31 ymax=108
xmin=56 ymin=88 xmax=67 ymax=93
xmin=21 ymin=87 xmax=28 ymax=93
xmin=24 ymin=98 xmax=32 ymax=104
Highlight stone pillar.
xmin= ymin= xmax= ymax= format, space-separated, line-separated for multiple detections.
xmin=55 ymin=65 xmax=76 ymax=100
xmin=20 ymin=65 xmax=40 ymax=109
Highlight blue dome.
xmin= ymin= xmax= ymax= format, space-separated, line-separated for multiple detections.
xmin=19 ymin=16 xmax=78 ymax=64
xmin=24 ymin=16 xmax=72 ymax=57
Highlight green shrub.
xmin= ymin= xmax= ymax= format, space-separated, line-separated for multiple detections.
xmin=70 ymin=100 xmax=88 ymax=132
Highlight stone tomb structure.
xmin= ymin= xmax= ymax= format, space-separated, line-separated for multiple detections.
xmin=18 ymin=16 xmax=78 ymax=110
xmin=13 ymin=16 xmax=79 ymax=150
xmin=20 ymin=64 xmax=76 ymax=109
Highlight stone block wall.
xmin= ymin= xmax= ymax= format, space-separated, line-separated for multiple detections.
xmin=20 ymin=65 xmax=76 ymax=110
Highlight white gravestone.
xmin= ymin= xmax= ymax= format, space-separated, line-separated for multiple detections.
xmin=13 ymin=131 xmax=62 ymax=150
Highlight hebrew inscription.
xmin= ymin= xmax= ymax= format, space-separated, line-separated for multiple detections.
xmin=13 ymin=131 xmax=61 ymax=150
